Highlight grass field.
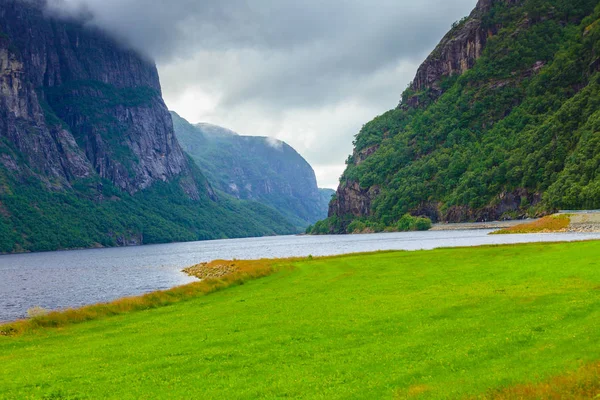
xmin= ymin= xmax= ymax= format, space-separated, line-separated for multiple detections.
xmin=1 ymin=241 xmax=599 ymax=399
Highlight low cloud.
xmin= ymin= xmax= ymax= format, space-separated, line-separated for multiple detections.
xmin=265 ymin=137 xmax=284 ymax=151
xmin=46 ymin=0 xmax=477 ymax=188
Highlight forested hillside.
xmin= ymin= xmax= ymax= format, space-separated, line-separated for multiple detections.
xmin=316 ymin=0 xmax=600 ymax=234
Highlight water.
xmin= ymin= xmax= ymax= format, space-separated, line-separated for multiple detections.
xmin=1 ymin=229 xmax=599 ymax=322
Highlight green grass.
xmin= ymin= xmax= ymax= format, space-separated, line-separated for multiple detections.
xmin=1 ymin=241 xmax=600 ymax=399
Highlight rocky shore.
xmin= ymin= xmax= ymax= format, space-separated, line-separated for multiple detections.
xmin=563 ymin=212 xmax=600 ymax=233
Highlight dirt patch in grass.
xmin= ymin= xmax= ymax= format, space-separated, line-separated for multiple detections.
xmin=480 ymin=362 xmax=600 ymax=399
xmin=183 ymin=261 xmax=239 ymax=280
xmin=492 ymin=215 xmax=571 ymax=234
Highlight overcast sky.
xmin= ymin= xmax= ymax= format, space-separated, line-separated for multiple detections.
xmin=48 ymin=0 xmax=477 ymax=189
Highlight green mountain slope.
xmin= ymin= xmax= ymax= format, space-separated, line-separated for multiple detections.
xmin=320 ymin=0 xmax=600 ymax=233
xmin=172 ymin=112 xmax=332 ymax=229
xmin=0 ymin=165 xmax=296 ymax=253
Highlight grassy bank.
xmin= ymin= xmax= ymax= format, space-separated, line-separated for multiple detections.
xmin=0 ymin=259 xmax=282 ymax=336
xmin=1 ymin=241 xmax=599 ymax=398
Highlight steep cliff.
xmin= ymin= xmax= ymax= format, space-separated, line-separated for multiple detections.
xmin=322 ymin=0 xmax=600 ymax=233
xmin=172 ymin=112 xmax=331 ymax=228
xmin=0 ymin=0 xmax=295 ymax=252
xmin=0 ymin=0 xmax=197 ymax=195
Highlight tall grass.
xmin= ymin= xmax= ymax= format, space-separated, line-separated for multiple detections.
xmin=0 ymin=259 xmax=282 ymax=337
xmin=482 ymin=362 xmax=600 ymax=399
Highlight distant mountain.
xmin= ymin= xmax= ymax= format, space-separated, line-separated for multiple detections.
xmin=0 ymin=0 xmax=295 ymax=253
xmin=319 ymin=188 xmax=336 ymax=215
xmin=172 ymin=112 xmax=332 ymax=228
xmin=315 ymin=0 xmax=600 ymax=234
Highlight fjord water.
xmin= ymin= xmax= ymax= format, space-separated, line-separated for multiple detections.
xmin=1 ymin=230 xmax=600 ymax=322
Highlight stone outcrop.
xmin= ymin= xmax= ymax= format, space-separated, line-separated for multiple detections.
xmin=328 ymin=181 xmax=379 ymax=218
xmin=444 ymin=189 xmax=542 ymax=223
xmin=0 ymin=0 xmax=200 ymax=196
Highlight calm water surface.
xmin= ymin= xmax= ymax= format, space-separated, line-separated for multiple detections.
xmin=1 ymin=229 xmax=599 ymax=322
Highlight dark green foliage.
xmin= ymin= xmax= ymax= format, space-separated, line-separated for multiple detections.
xmin=347 ymin=219 xmax=386 ymax=233
xmin=397 ymin=214 xmax=432 ymax=232
xmin=338 ymin=0 xmax=600 ymax=227
xmin=308 ymin=213 xmax=432 ymax=235
xmin=306 ymin=215 xmax=344 ymax=235
xmin=0 ymin=172 xmax=296 ymax=254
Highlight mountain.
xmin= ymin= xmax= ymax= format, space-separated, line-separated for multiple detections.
xmin=319 ymin=188 xmax=336 ymax=216
xmin=316 ymin=0 xmax=600 ymax=233
xmin=0 ymin=0 xmax=295 ymax=253
xmin=172 ymin=112 xmax=333 ymax=228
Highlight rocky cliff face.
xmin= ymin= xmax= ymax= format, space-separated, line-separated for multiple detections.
xmin=328 ymin=182 xmax=379 ymax=219
xmin=0 ymin=0 xmax=198 ymax=196
xmin=405 ymin=0 xmax=522 ymax=107
xmin=0 ymin=32 xmax=93 ymax=187
xmin=172 ymin=112 xmax=329 ymax=228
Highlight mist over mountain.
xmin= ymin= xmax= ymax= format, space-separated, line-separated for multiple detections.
xmin=172 ymin=112 xmax=333 ymax=229
xmin=0 ymin=0 xmax=295 ymax=252
xmin=41 ymin=0 xmax=477 ymax=189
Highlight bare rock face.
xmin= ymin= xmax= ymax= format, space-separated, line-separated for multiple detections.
xmin=445 ymin=189 xmax=542 ymax=222
xmin=328 ymin=181 xmax=379 ymax=218
xmin=0 ymin=34 xmax=93 ymax=186
xmin=0 ymin=0 xmax=199 ymax=196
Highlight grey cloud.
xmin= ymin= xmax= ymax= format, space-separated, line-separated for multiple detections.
xmin=46 ymin=0 xmax=478 ymax=187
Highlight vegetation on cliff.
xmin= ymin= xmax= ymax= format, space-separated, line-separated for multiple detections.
xmin=318 ymin=0 xmax=600 ymax=234
xmin=1 ymin=241 xmax=599 ymax=398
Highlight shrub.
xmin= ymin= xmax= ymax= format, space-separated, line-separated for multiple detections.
xmin=348 ymin=220 xmax=367 ymax=233
xmin=397 ymin=214 xmax=432 ymax=232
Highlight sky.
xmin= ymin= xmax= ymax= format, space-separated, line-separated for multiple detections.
xmin=47 ymin=0 xmax=477 ymax=189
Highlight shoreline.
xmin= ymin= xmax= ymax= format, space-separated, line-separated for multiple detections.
xmin=3 ymin=238 xmax=600 ymax=330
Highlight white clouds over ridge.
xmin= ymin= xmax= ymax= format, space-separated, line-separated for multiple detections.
xmin=47 ymin=0 xmax=477 ymax=188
